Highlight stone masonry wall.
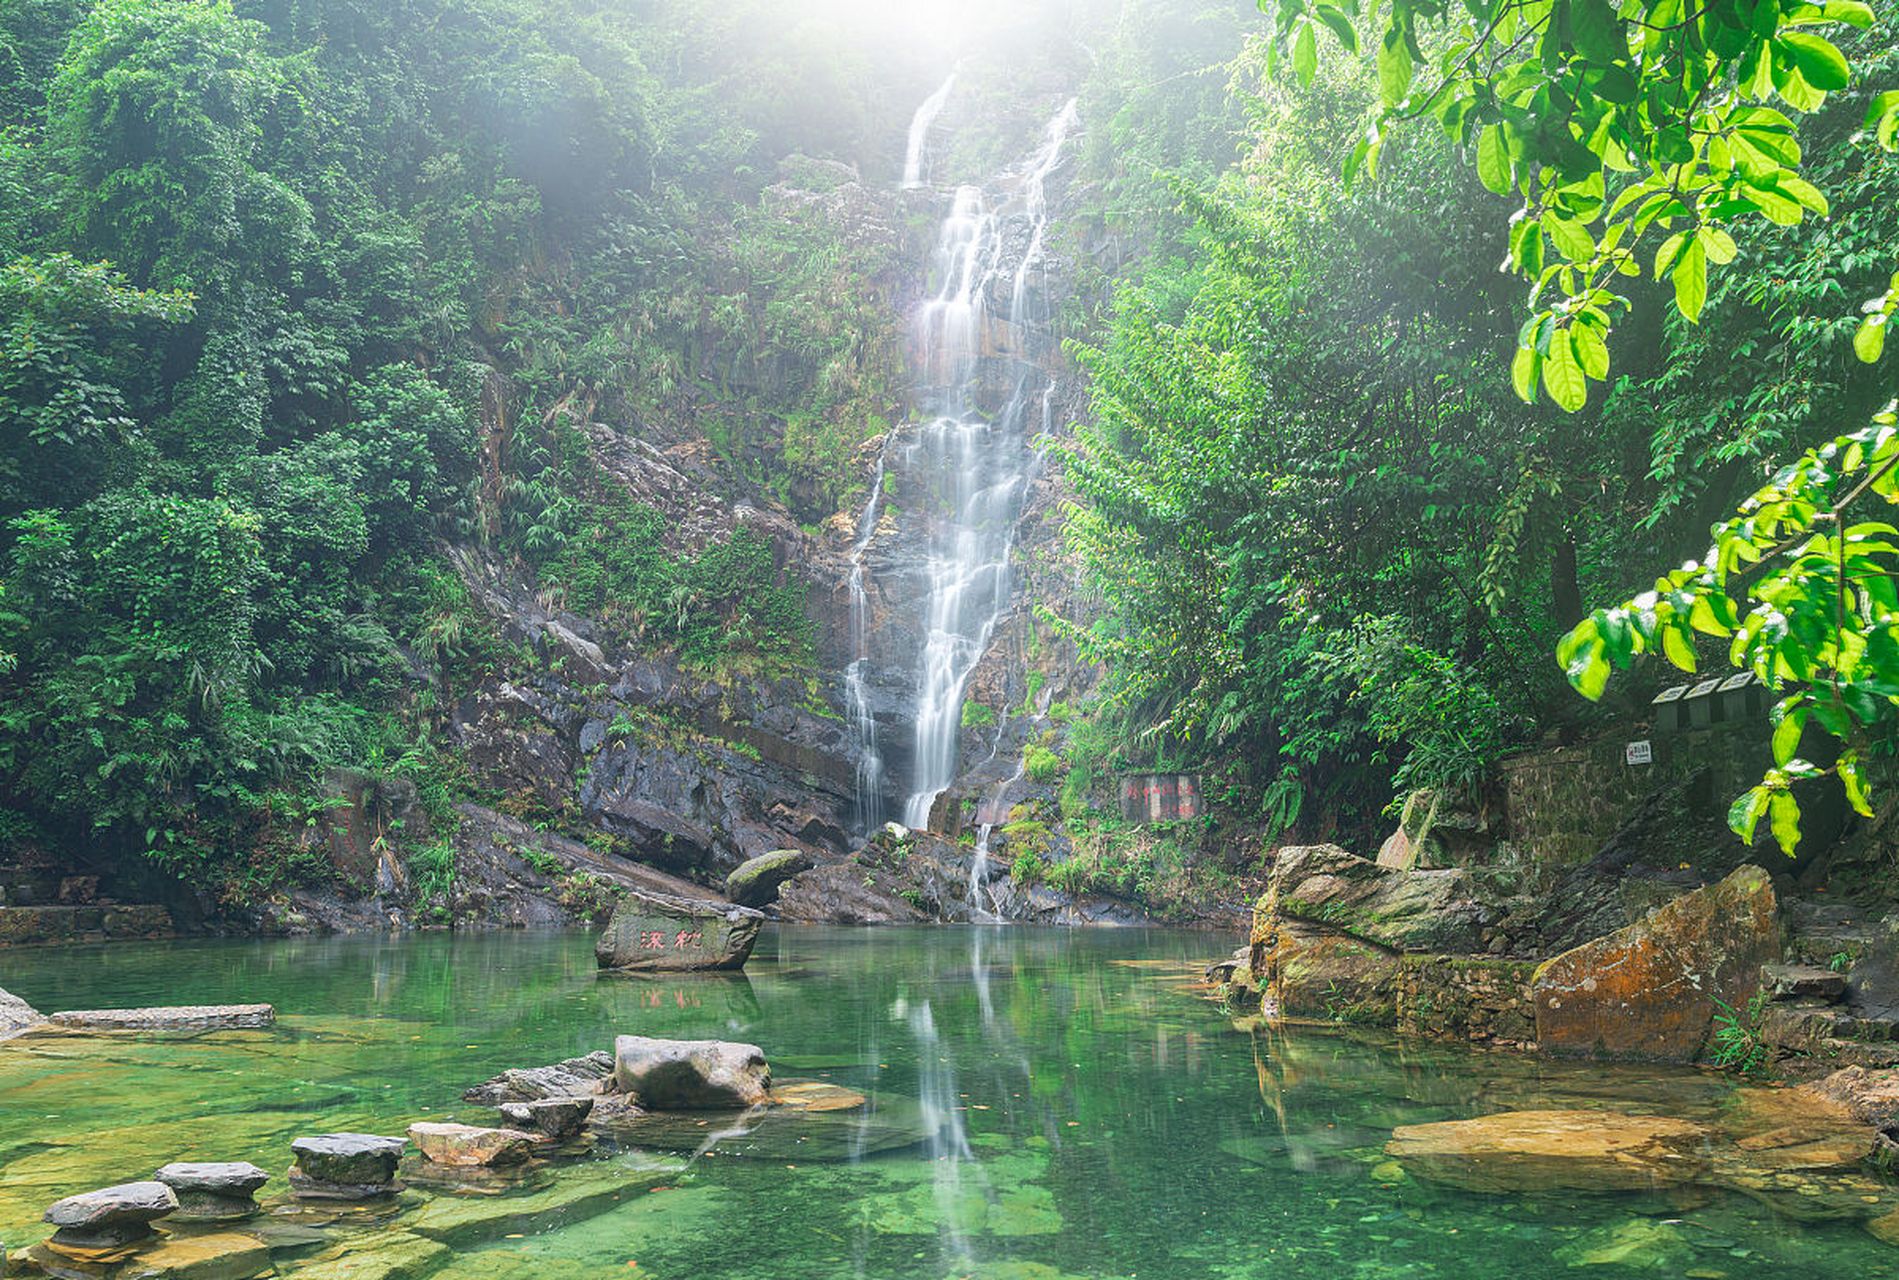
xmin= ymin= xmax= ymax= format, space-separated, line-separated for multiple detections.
xmin=1395 ymin=955 xmax=1539 ymax=1048
xmin=1499 ymin=722 xmax=1770 ymax=867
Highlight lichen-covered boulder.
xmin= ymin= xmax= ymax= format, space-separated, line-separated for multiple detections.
xmin=408 ymin=1122 xmax=539 ymax=1167
xmin=1265 ymin=844 xmax=1493 ymax=954
xmin=1258 ymin=921 xmax=1399 ymax=1024
xmin=1531 ymin=864 xmax=1781 ymax=1061
xmin=595 ymin=890 xmax=763 ymax=972
xmin=725 ymin=850 xmax=812 ymax=907
xmin=611 ymin=1035 xmax=770 ymax=1109
xmin=1386 ymin=1110 xmax=1710 ymax=1192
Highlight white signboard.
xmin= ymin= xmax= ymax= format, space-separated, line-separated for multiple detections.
xmin=1625 ymin=740 xmax=1654 ymax=766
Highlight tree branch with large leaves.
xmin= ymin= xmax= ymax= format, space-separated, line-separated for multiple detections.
xmin=1259 ymin=0 xmax=1898 ymax=410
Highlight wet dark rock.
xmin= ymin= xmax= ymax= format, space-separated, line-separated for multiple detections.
xmin=44 ymin=1181 xmax=177 ymax=1249
xmin=610 ymin=1035 xmax=771 ymax=1109
xmin=595 ymin=890 xmax=762 ymax=972
xmin=288 ymin=1134 xmax=407 ymax=1199
xmin=462 ymin=1051 xmax=615 ymax=1105
xmin=154 ymin=1162 xmax=269 ymax=1221
xmin=725 ymin=850 xmax=812 ymax=907
xmin=497 ymin=1095 xmax=594 ymax=1142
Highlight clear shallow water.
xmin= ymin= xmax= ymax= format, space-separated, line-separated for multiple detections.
xmin=1 ymin=926 xmax=1896 ymax=1279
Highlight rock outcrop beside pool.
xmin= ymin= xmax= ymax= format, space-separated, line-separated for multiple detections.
xmin=725 ymin=849 xmax=812 ymax=907
xmin=1531 ymin=865 xmax=1781 ymax=1061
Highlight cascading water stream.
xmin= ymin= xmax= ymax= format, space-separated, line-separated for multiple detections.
xmin=844 ymin=445 xmax=892 ymax=831
xmin=895 ymin=99 xmax=1080 ymax=831
xmin=902 ymin=72 xmax=957 ymax=190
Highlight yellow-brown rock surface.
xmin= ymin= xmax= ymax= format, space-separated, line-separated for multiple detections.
xmin=1385 ymin=1109 xmax=1711 ymax=1192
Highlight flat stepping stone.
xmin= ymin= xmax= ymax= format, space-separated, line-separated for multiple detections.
xmin=49 ymin=1005 xmax=275 ymax=1032
xmin=290 ymin=1134 xmax=407 ymax=1199
xmin=43 ymin=1180 xmax=178 ymax=1252
xmin=404 ymin=1160 xmax=681 ymax=1246
xmin=154 ymin=1162 xmax=271 ymax=1223
xmin=407 ymin=1122 xmax=538 ymax=1168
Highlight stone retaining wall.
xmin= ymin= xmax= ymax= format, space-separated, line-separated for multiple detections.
xmin=1498 ymin=723 xmax=1768 ymax=867
xmin=1395 ymin=955 xmax=1538 ymax=1048
xmin=0 ymin=904 xmax=173 ymax=947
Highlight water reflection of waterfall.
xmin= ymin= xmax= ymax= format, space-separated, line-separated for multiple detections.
xmin=897 ymin=99 xmax=1080 ymax=830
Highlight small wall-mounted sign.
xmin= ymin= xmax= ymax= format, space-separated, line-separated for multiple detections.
xmin=1625 ymin=740 xmax=1654 ymax=766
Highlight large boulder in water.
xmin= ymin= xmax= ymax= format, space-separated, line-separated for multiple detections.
xmin=1266 ymin=844 xmax=1495 ymax=954
xmin=1531 ymin=864 xmax=1781 ymax=1061
xmin=1256 ymin=920 xmax=1399 ymax=1024
xmin=595 ymin=889 xmax=763 ymax=972
xmin=611 ymin=1035 xmax=770 ymax=1109
xmin=1386 ymin=1110 xmax=1710 ymax=1192
xmin=725 ymin=849 xmax=812 ymax=907
xmin=407 ymin=1122 xmax=538 ymax=1168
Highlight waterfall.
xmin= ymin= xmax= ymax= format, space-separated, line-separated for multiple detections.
xmin=902 ymin=73 xmax=957 ymax=190
xmin=897 ymin=100 xmax=1080 ymax=831
xmin=845 ymin=446 xmax=891 ymax=831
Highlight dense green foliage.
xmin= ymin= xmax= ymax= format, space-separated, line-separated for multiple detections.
xmin=0 ymin=0 xmax=959 ymax=890
xmin=1063 ymin=12 xmax=1896 ymax=845
xmin=1259 ymin=0 xmax=1899 ymax=410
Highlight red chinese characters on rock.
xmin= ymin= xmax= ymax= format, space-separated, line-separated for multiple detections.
xmin=673 ymin=929 xmax=703 ymax=950
xmin=639 ymin=930 xmax=667 ymax=951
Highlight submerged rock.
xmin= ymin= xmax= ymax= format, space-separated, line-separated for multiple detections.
xmin=408 ymin=1122 xmax=539 ymax=1167
xmin=462 ymin=1051 xmax=615 ymax=1104
xmin=154 ymin=1161 xmax=269 ymax=1221
xmin=725 ymin=849 xmax=812 ymax=907
xmin=115 ymin=1230 xmax=273 ymax=1280
xmin=611 ymin=1035 xmax=771 ymax=1109
xmin=497 ymin=1095 xmax=595 ymax=1142
xmin=1385 ymin=1109 xmax=1710 ymax=1192
xmin=43 ymin=1181 xmax=177 ymax=1250
xmin=1531 ymin=864 xmax=1781 ymax=1061
xmin=595 ymin=890 xmax=762 ymax=972
xmin=289 ymin=1134 xmax=407 ymax=1199
xmin=47 ymin=1004 xmax=275 ymax=1032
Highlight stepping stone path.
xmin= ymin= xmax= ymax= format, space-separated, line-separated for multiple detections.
xmin=290 ymin=1134 xmax=408 ymax=1200
xmin=155 ymin=1161 xmax=270 ymax=1220
xmin=43 ymin=1181 xmax=178 ymax=1252
xmin=497 ymin=1095 xmax=593 ymax=1141
xmin=408 ymin=1122 xmax=538 ymax=1168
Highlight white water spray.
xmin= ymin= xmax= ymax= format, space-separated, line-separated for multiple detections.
xmin=898 ymin=100 xmax=1080 ymax=830
xmin=844 ymin=444 xmax=892 ymax=830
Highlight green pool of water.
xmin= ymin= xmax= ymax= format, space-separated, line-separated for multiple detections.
xmin=2 ymin=926 xmax=1895 ymax=1279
